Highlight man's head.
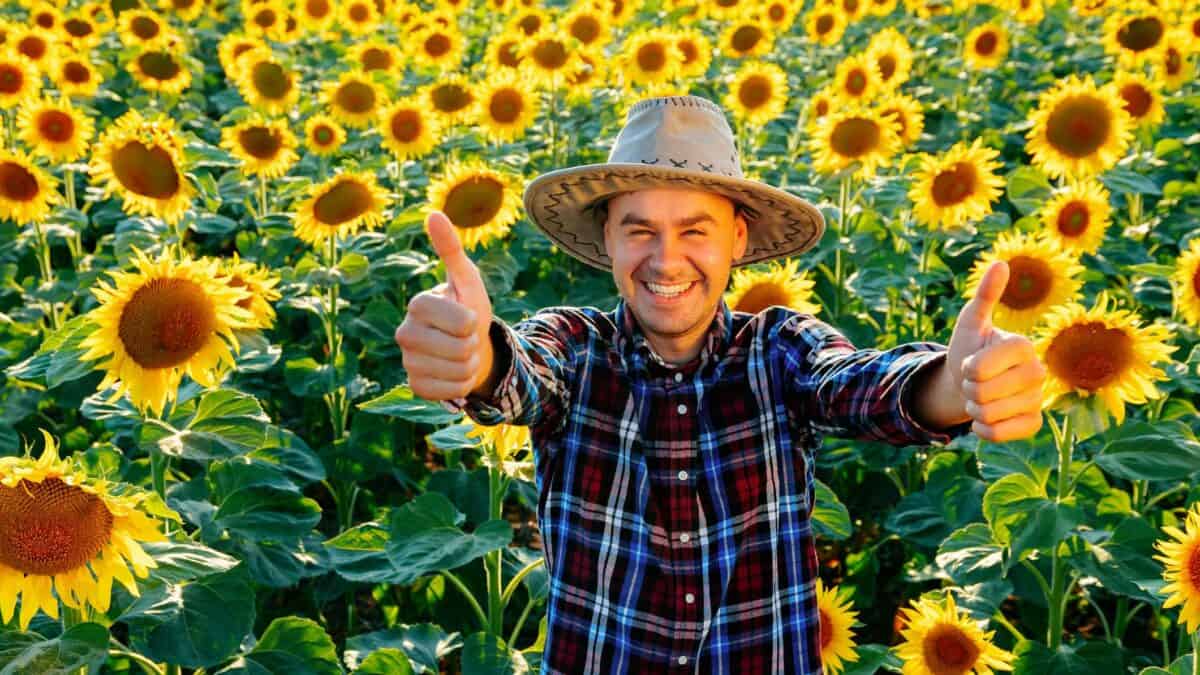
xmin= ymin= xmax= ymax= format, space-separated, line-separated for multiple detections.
xmin=602 ymin=187 xmax=749 ymax=361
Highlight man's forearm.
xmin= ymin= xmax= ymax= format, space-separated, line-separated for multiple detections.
xmin=911 ymin=357 xmax=971 ymax=431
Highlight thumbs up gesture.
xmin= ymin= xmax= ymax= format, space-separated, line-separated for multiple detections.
xmin=946 ymin=260 xmax=1047 ymax=442
xmin=394 ymin=211 xmax=496 ymax=401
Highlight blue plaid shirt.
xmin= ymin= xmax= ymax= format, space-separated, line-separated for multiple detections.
xmin=450 ymin=298 xmax=972 ymax=673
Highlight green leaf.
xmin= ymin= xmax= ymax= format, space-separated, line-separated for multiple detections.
xmin=358 ymin=385 xmax=463 ymax=424
xmin=936 ymin=523 xmax=1004 ymax=586
xmin=0 ymin=623 xmax=109 ymax=675
xmin=976 ymin=437 xmax=1056 ymax=487
xmin=218 ymin=617 xmax=342 ymax=675
xmin=1139 ymin=655 xmax=1195 ymax=674
xmin=840 ymin=643 xmax=902 ymax=675
xmin=285 ymin=351 xmax=358 ymax=398
xmin=337 ymin=252 xmax=371 ymax=284
xmin=345 ymin=624 xmax=463 ymax=673
xmin=813 ymin=479 xmax=851 ymax=540
xmin=1064 ymin=517 xmax=1163 ymax=603
xmin=212 ymin=488 xmax=322 ymax=540
xmin=143 ymin=390 xmax=270 ymax=460
xmin=142 ymin=541 xmax=241 ymax=583
xmin=1100 ymin=169 xmax=1162 ymax=196
xmin=460 ymin=633 xmax=529 ymax=675
xmin=386 ymin=494 xmax=513 ymax=585
xmin=354 ymin=648 xmax=414 ymax=674
xmin=1005 ymin=166 xmax=1052 ymax=215
xmin=326 ymin=521 xmax=406 ymax=584
xmin=1012 ymin=639 xmax=1125 ymax=675
xmin=984 ymin=474 xmax=1082 ymax=566
xmin=1094 ymin=420 xmax=1200 ymax=481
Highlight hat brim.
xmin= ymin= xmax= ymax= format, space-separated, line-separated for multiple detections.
xmin=522 ymin=163 xmax=826 ymax=272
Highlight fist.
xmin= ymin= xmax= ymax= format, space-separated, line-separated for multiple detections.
xmin=394 ymin=210 xmax=494 ymax=401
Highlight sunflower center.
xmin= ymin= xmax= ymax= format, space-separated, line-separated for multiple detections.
xmin=306 ymin=0 xmax=331 ymax=18
xmin=313 ymin=125 xmax=334 ymax=145
xmin=571 ymin=16 xmax=600 ymax=44
xmin=818 ymin=608 xmax=834 ymax=650
xmin=238 ymin=126 xmax=283 ymax=159
xmin=131 ymin=16 xmax=161 ymax=40
xmin=1045 ymin=95 xmax=1111 ymax=159
xmin=830 ymin=118 xmax=881 ymax=158
xmin=843 ymin=0 xmax=859 ymax=13
xmin=768 ymin=4 xmax=784 ymax=21
xmin=882 ymin=107 xmax=907 ymax=136
xmin=678 ymin=40 xmax=698 ymax=65
xmin=999 ymin=255 xmax=1053 ymax=310
xmin=18 ymin=36 xmax=47 ymax=61
xmin=361 ymin=47 xmax=392 ymax=71
xmin=636 ymin=42 xmax=666 ymax=73
xmin=731 ymin=25 xmax=762 ymax=53
xmin=1056 ymin=201 xmax=1090 ymax=236
xmin=490 ymin=89 xmax=524 ymax=123
xmin=444 ymin=176 xmax=504 ymax=229
xmin=922 ymin=624 xmax=980 ymax=675
xmin=314 ymin=179 xmax=373 ymax=226
xmin=1045 ymin=321 xmax=1133 ymax=391
xmin=138 ymin=52 xmax=181 ymax=80
xmin=65 ymin=18 xmax=95 ymax=38
xmin=349 ymin=4 xmax=368 ymax=22
xmin=733 ymin=281 xmax=789 ymax=313
xmin=930 ymin=161 xmax=978 ymax=207
xmin=255 ymin=8 xmax=278 ymax=28
xmin=424 ymin=33 xmax=451 ymax=58
xmin=0 ymin=478 xmax=115 ymax=576
xmin=175 ymin=0 xmax=197 ymax=9
xmin=815 ymin=99 xmax=830 ymax=118
xmin=1166 ymin=48 xmax=1181 ymax=76
xmin=118 ymin=277 xmax=217 ymax=369
xmin=816 ymin=14 xmax=834 ymax=35
xmin=568 ymin=56 xmax=596 ymax=85
xmin=878 ymin=54 xmax=897 ymax=80
xmin=974 ymin=31 xmax=998 ymax=56
xmin=517 ymin=14 xmax=541 ymax=35
xmin=389 ymin=109 xmax=422 ymax=142
xmin=737 ymin=75 xmax=771 ymax=110
xmin=431 ymin=83 xmax=472 ymax=112
xmin=0 ymin=64 xmax=23 ymax=94
xmin=845 ymin=69 xmax=868 ymax=96
xmin=1193 ymin=267 xmax=1200 ymax=301
xmin=35 ymin=11 xmax=56 ymax=29
xmin=111 ymin=140 xmax=182 ymax=199
xmin=498 ymin=41 xmax=522 ymax=68
xmin=63 ymin=61 xmax=91 ymax=84
xmin=36 ymin=109 xmax=75 ymax=143
xmin=532 ymin=39 xmax=569 ymax=70
xmin=336 ymin=81 xmax=376 ymax=113
xmin=1116 ymin=17 xmax=1164 ymax=53
xmin=252 ymin=61 xmax=290 ymax=100
xmin=1118 ymin=83 xmax=1151 ymax=119
xmin=0 ymin=161 xmax=38 ymax=202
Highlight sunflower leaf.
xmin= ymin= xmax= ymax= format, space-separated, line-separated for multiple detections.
xmin=0 ymin=623 xmax=108 ymax=675
xmin=1094 ymin=420 xmax=1200 ymax=481
xmin=358 ymin=384 xmax=462 ymax=424
xmin=213 ymin=617 xmax=342 ymax=675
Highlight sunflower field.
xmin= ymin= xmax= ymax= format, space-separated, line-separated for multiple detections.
xmin=1 ymin=0 xmax=1200 ymax=671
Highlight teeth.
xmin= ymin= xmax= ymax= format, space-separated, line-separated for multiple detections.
xmin=645 ymin=281 xmax=693 ymax=297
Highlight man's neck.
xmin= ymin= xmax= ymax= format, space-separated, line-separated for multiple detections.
xmin=637 ymin=307 xmax=717 ymax=366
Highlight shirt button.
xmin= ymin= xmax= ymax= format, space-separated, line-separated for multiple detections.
xmin=677 ymin=403 xmax=687 ymax=414
xmin=680 ymin=532 xmax=690 ymax=543
xmin=678 ymin=470 xmax=688 ymax=481
xmin=685 ymin=592 xmax=695 ymax=604
xmin=674 ymin=372 xmax=683 ymax=382
xmin=678 ymin=656 xmax=688 ymax=666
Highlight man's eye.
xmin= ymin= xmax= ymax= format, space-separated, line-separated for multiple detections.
xmin=684 ymin=229 xmax=705 ymax=236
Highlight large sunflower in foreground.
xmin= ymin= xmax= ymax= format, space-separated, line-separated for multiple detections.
xmin=78 ymin=247 xmax=256 ymax=415
xmin=810 ymin=107 xmax=901 ymax=180
xmin=895 ymin=594 xmax=1014 ymax=675
xmin=293 ymin=171 xmax=390 ymax=247
xmin=1025 ymin=75 xmax=1132 ymax=179
xmin=817 ymin=579 xmax=859 ymax=675
xmin=1038 ymin=180 xmax=1111 ymax=256
xmin=426 ymin=160 xmax=523 ymax=251
xmin=378 ymin=97 xmax=443 ymax=161
xmin=16 ymin=95 xmax=94 ymax=163
xmin=0 ymin=429 xmax=173 ymax=630
xmin=724 ymin=60 xmax=787 ymax=128
xmin=0 ymin=147 xmax=61 ymax=225
xmin=725 ymin=258 xmax=821 ymax=315
xmin=1171 ymin=237 xmax=1200 ymax=328
xmin=1034 ymin=291 xmax=1177 ymax=426
xmin=220 ymin=114 xmax=299 ymax=179
xmin=908 ymin=139 xmax=1004 ymax=230
xmin=1157 ymin=503 xmax=1200 ymax=633
xmin=91 ymin=110 xmax=194 ymax=225
xmin=476 ymin=73 xmax=539 ymax=144
xmin=220 ymin=252 xmax=282 ymax=330
xmin=964 ymin=230 xmax=1084 ymax=334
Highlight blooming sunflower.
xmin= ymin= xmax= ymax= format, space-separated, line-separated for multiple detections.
xmin=0 ymin=148 xmax=61 ymax=225
xmin=59 ymin=13 xmax=103 ymax=51
xmin=1113 ymin=70 xmax=1165 ymax=129
xmin=1034 ymin=291 xmax=1177 ymax=426
xmin=564 ymin=48 xmax=608 ymax=104
xmin=673 ymin=28 xmax=712 ymax=79
xmin=964 ymin=23 xmax=1009 ymax=70
xmin=127 ymin=43 xmax=192 ymax=96
xmin=476 ymin=73 xmax=539 ymax=144
xmin=869 ymin=0 xmax=899 ymax=15
xmin=0 ymin=429 xmax=173 ymax=630
xmin=296 ymin=0 xmax=336 ymax=33
xmin=810 ymin=107 xmax=901 ymax=180
xmin=719 ymin=19 xmax=774 ymax=59
xmin=352 ymin=40 xmax=402 ymax=75
xmin=0 ymin=49 xmax=41 ymax=107
xmin=1025 ymin=75 xmax=1132 ymax=180
xmin=16 ymin=95 xmax=93 ymax=163
xmin=804 ymin=85 xmax=838 ymax=134
xmin=11 ymin=28 xmax=57 ymax=75
xmin=424 ymin=74 xmax=478 ymax=127
xmin=220 ymin=114 xmax=299 ymax=179
xmin=867 ymin=28 xmax=913 ymax=88
xmin=1038 ymin=180 xmax=1111 ymax=256
xmin=163 ymin=0 xmax=206 ymax=22
xmin=620 ymin=28 xmax=682 ymax=87
xmin=91 ymin=110 xmax=194 ymax=225
xmin=806 ymin=7 xmax=846 ymax=46
xmin=216 ymin=33 xmax=263 ymax=80
xmin=1171 ymin=237 xmax=1200 ymax=328
xmin=909 ymin=139 xmax=1005 ymax=230
xmin=410 ymin=25 xmax=463 ymax=72
xmin=323 ymin=72 xmax=387 ymax=128
xmin=876 ymin=93 xmax=925 ymax=148
xmin=233 ymin=48 xmax=300 ymax=116
xmin=521 ymin=30 xmax=576 ymax=90
xmin=725 ymin=258 xmax=821 ymax=315
xmin=724 ymin=60 xmax=788 ymax=129
xmin=1156 ymin=503 xmax=1200 ymax=633
xmin=817 ymin=579 xmax=860 ymax=675
xmin=276 ymin=11 xmax=303 ymax=42
xmin=1072 ymin=0 xmax=1110 ymax=16
xmin=304 ymin=113 xmax=346 ymax=156
xmin=833 ymin=54 xmax=882 ymax=105
xmin=837 ymin=0 xmax=869 ymax=22
xmin=30 ymin=2 xmax=63 ymax=33
xmin=292 ymin=171 xmax=390 ymax=247
xmin=220 ymin=252 xmax=281 ymax=330
xmin=895 ymin=593 xmax=1014 ymax=675
xmin=79 ymin=247 xmax=257 ymax=414
xmin=117 ymin=9 xmax=173 ymax=49
xmin=486 ymin=30 xmax=526 ymax=73
xmin=378 ymin=97 xmax=442 ymax=161
xmin=563 ymin=5 xmax=610 ymax=48
xmin=426 ymin=160 xmax=523 ymax=251
xmin=703 ymin=0 xmax=745 ymax=22
xmin=51 ymin=50 xmax=100 ymax=99
xmin=757 ymin=0 xmax=798 ymax=31
xmin=964 ymin=231 xmax=1084 ymax=334
xmin=1104 ymin=9 xmax=1168 ymax=67
xmin=1158 ymin=34 xmax=1192 ymax=92
xmin=243 ymin=0 xmax=289 ymax=40
xmin=508 ymin=7 xmax=549 ymax=36
xmin=1010 ymin=0 xmax=1044 ymax=25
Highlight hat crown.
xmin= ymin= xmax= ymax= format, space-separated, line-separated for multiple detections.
xmin=607 ymin=96 xmax=743 ymax=179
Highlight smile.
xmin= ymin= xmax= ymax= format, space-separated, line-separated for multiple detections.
xmin=641 ymin=280 xmax=698 ymax=300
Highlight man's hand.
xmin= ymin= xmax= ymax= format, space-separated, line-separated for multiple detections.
xmin=394 ymin=211 xmax=496 ymax=401
xmin=946 ymin=260 xmax=1047 ymax=442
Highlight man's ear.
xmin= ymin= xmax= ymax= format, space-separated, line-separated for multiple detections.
xmin=732 ymin=206 xmax=749 ymax=260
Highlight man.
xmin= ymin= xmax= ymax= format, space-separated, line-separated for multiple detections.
xmin=395 ymin=96 xmax=1045 ymax=673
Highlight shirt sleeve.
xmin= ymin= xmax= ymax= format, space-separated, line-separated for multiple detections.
xmin=779 ymin=312 xmax=974 ymax=447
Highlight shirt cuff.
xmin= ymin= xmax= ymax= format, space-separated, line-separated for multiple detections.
xmin=896 ymin=349 xmax=974 ymax=446
xmin=442 ymin=319 xmax=520 ymax=426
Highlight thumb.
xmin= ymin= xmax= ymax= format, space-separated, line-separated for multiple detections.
xmin=960 ymin=260 xmax=1009 ymax=334
xmin=426 ymin=210 xmax=488 ymax=308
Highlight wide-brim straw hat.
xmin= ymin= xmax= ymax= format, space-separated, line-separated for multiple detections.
xmin=522 ymin=95 xmax=825 ymax=272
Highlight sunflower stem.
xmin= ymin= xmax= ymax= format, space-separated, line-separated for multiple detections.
xmin=257 ymin=174 xmax=268 ymax=217
xmin=832 ymin=175 xmax=852 ymax=322
xmin=548 ymin=78 xmax=559 ymax=167
xmin=442 ymin=568 xmax=490 ymax=631
xmin=486 ymin=464 xmax=505 ymax=635
xmin=507 ymin=591 xmax=537 ymax=648
xmin=109 ymin=638 xmax=165 ymax=675
xmin=1047 ymin=413 xmax=1074 ymax=649
xmin=1190 ymin=630 xmax=1198 ymax=675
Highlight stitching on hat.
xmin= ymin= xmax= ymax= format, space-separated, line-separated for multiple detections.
xmin=698 ymin=162 xmax=713 ymax=172
xmin=669 ymin=158 xmax=687 ymax=167
xmin=639 ymin=158 xmax=659 ymax=164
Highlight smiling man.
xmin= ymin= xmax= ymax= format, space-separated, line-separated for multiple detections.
xmin=395 ymin=95 xmax=1045 ymax=674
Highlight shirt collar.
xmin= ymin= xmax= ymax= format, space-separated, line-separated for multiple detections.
xmin=614 ymin=297 xmax=732 ymax=377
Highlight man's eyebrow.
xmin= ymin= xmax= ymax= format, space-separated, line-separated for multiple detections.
xmin=618 ymin=212 xmax=717 ymax=228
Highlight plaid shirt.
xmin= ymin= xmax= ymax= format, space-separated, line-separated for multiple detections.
xmin=450 ymin=299 xmax=972 ymax=674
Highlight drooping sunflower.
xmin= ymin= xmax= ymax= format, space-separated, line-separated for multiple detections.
xmin=619 ymin=28 xmax=682 ymax=87
xmin=91 ymin=110 xmax=195 ymax=225
xmin=426 ymin=160 xmax=523 ymax=251
xmin=724 ymin=60 xmax=788 ymax=129
xmin=725 ymin=258 xmax=821 ymax=315
xmin=0 ymin=429 xmax=173 ymax=631
xmin=810 ymin=107 xmax=901 ymax=180
xmin=323 ymin=71 xmax=387 ymax=128
xmin=1171 ymin=237 xmax=1200 ymax=328
xmin=563 ymin=5 xmax=610 ymax=48
xmin=466 ymin=420 xmax=532 ymax=466
xmin=964 ymin=230 xmax=1084 ymax=334
xmin=476 ymin=73 xmax=539 ymax=144
xmin=876 ymin=93 xmax=925 ymax=148
xmin=292 ymin=170 xmax=390 ymax=247
xmin=1155 ymin=503 xmax=1200 ymax=633
xmin=220 ymin=114 xmax=299 ymax=179
xmin=51 ymin=49 xmax=100 ymax=99
xmin=0 ymin=148 xmax=61 ymax=225
xmin=673 ymin=28 xmax=712 ymax=79
xmin=233 ymin=48 xmax=300 ymax=116
xmin=719 ymin=19 xmax=774 ymax=59
xmin=1113 ymin=70 xmax=1165 ymax=129
xmin=410 ymin=24 xmax=463 ymax=72
xmin=424 ymin=74 xmax=477 ymax=127
xmin=1104 ymin=8 xmax=1168 ymax=67
xmin=895 ymin=593 xmax=1015 ymax=675
xmin=352 ymin=40 xmax=402 ymax=75
xmin=909 ymin=139 xmax=1005 ymax=230
xmin=0 ymin=50 xmax=41 ymax=107
xmin=220 ymin=252 xmax=281 ymax=330
xmin=1034 ymin=291 xmax=1177 ymax=426
xmin=1025 ymin=75 xmax=1132 ymax=180
xmin=1038 ymin=179 xmax=1111 ymax=256
xmin=805 ymin=6 xmax=846 ymax=46
xmin=127 ymin=43 xmax=192 ymax=96
xmin=866 ymin=27 xmax=913 ymax=88
xmin=303 ymin=113 xmax=346 ymax=156
xmin=816 ymin=579 xmax=860 ymax=675
xmin=296 ymin=0 xmax=336 ymax=33
xmin=486 ymin=30 xmax=526 ymax=73
xmin=378 ymin=97 xmax=442 ymax=161
xmin=964 ymin=23 xmax=1009 ymax=70
xmin=117 ymin=9 xmax=173 ymax=49
xmin=521 ymin=30 xmax=577 ymax=90
xmin=16 ymin=95 xmax=93 ymax=163
xmin=832 ymin=54 xmax=882 ymax=105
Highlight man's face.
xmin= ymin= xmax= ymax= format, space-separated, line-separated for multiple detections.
xmin=603 ymin=188 xmax=748 ymax=354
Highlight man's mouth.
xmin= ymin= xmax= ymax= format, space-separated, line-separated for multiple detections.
xmin=641 ymin=280 xmax=698 ymax=299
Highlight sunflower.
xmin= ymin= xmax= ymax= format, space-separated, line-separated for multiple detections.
xmin=304 ymin=113 xmax=346 ymax=156
xmin=804 ymin=85 xmax=838 ymax=134
xmin=521 ymin=30 xmax=576 ymax=90
xmin=1010 ymin=0 xmax=1044 ymax=25
xmin=220 ymin=253 xmax=281 ymax=330
xmin=1104 ymin=9 xmax=1168 ymax=67
xmin=563 ymin=5 xmax=610 ymax=48
xmin=895 ymin=593 xmax=1014 ymax=675
xmin=220 ymin=114 xmax=298 ymax=179
xmin=673 ymin=28 xmax=712 ymax=79
xmin=80 ymin=1 xmax=114 ymax=26
xmin=1072 ymin=0 xmax=1109 ymax=16
xmin=292 ymin=170 xmax=390 ymax=247
xmin=909 ymin=139 xmax=1005 ymax=230
xmin=876 ymin=93 xmax=924 ymax=148
xmin=59 ymin=13 xmax=103 ymax=51
xmin=0 ymin=148 xmax=61 ymax=225
xmin=964 ymin=231 xmax=1084 ymax=334
xmin=725 ymin=258 xmax=821 ymax=315
xmin=163 ymin=0 xmax=206 ymax=22
xmin=1034 ymin=291 xmax=1177 ymax=426
xmin=757 ymin=0 xmax=798 ymax=31
xmin=1038 ymin=180 xmax=1111 ymax=256
xmin=724 ymin=60 xmax=788 ymax=129
xmin=127 ymin=43 xmax=192 ymax=96
xmin=904 ymin=0 xmax=955 ymax=19
xmin=296 ymin=0 xmax=336 ymax=33
xmin=1025 ymin=75 xmax=1132 ymax=180
xmin=233 ymin=48 xmax=300 ymax=116
xmin=806 ymin=6 xmax=846 ymax=46
xmin=810 ymin=107 xmax=901 ymax=180
xmin=51 ymin=50 xmax=100 ymax=99
xmin=378 ymin=97 xmax=442 ymax=161
xmin=1113 ymin=70 xmax=1165 ymax=129
xmin=117 ymin=9 xmax=173 ymax=49
xmin=276 ymin=11 xmax=303 ymax=42
xmin=485 ymin=30 xmax=526 ymax=74
xmin=423 ymin=74 xmax=477 ymax=127
xmin=30 ymin=2 xmax=63 ymax=33
xmin=595 ymin=0 xmax=637 ymax=25
xmin=475 ymin=73 xmax=539 ymax=144
xmin=0 ymin=52 xmax=41 ymax=109
xmin=352 ymin=40 xmax=402 ymax=74
xmin=466 ymin=420 xmax=531 ymax=463
xmin=833 ymin=54 xmax=882 ymax=104
xmin=817 ymin=579 xmax=860 ymax=675
xmin=16 ymin=95 xmax=93 ymax=163
xmin=11 ymin=28 xmax=57 ymax=74
xmin=867 ymin=28 xmax=913 ymax=88
xmin=244 ymin=0 xmax=289 ymax=40
xmin=1171 ymin=237 xmax=1200 ymax=328
xmin=703 ymin=0 xmax=745 ymax=22
xmin=426 ymin=160 xmax=523 ymax=251
xmin=719 ymin=19 xmax=774 ymax=59
xmin=564 ymin=48 xmax=608 ymax=104
xmin=1158 ymin=33 xmax=1192 ymax=91
xmin=217 ymin=33 xmax=263 ymax=80
xmin=410 ymin=24 xmax=463 ymax=72
xmin=620 ymin=28 xmax=682 ymax=87
xmin=964 ymin=23 xmax=1009 ymax=70
xmin=323 ymin=72 xmax=386 ymax=128
xmin=838 ymin=0 xmax=869 ymax=22
xmin=508 ymin=7 xmax=549 ymax=36
xmin=1155 ymin=503 xmax=1200 ymax=633
xmin=0 ymin=429 xmax=173 ymax=631
xmin=869 ymin=0 xmax=899 ymax=15
xmin=79 ymin=248 xmax=256 ymax=414
xmin=91 ymin=110 xmax=194 ymax=225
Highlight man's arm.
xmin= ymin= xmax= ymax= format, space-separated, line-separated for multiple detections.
xmin=906 ymin=354 xmax=973 ymax=432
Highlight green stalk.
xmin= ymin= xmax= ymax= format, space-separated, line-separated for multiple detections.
xmin=508 ymin=594 xmax=537 ymax=648
xmin=109 ymin=638 xmax=165 ymax=675
xmin=487 ymin=465 xmax=504 ymax=634
xmin=443 ymin=569 xmax=490 ymax=630
xmin=1047 ymin=413 xmax=1074 ymax=649
xmin=1191 ymin=630 xmax=1198 ymax=675
xmin=501 ymin=558 xmax=545 ymax=605
xmin=257 ymin=173 xmax=269 ymax=217
xmin=832 ymin=175 xmax=852 ymax=322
